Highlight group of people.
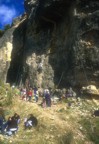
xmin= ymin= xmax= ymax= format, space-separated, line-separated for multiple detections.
xmin=20 ymin=87 xmax=39 ymax=102
xmin=19 ymin=87 xmax=52 ymax=107
xmin=0 ymin=113 xmax=38 ymax=136
xmin=19 ymin=86 xmax=77 ymax=108
xmin=0 ymin=113 xmax=20 ymax=136
xmin=65 ymin=87 xmax=76 ymax=98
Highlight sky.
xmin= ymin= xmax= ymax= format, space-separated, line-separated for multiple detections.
xmin=0 ymin=0 xmax=25 ymax=29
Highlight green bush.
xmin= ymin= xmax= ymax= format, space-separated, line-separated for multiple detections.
xmin=0 ymin=29 xmax=4 ymax=37
xmin=4 ymin=24 xmax=11 ymax=31
xmin=0 ymin=81 xmax=15 ymax=106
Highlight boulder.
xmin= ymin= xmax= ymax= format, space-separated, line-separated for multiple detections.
xmin=82 ymin=85 xmax=99 ymax=95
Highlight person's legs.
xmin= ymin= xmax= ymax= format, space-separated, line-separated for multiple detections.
xmin=36 ymin=96 xmax=38 ymax=102
xmin=10 ymin=128 xmax=18 ymax=135
xmin=34 ymin=95 xmax=38 ymax=102
xmin=48 ymin=99 xmax=51 ymax=107
xmin=24 ymin=121 xmax=32 ymax=129
xmin=29 ymin=96 xmax=32 ymax=102
xmin=0 ymin=121 xmax=7 ymax=134
xmin=1 ymin=125 xmax=5 ymax=134
xmin=6 ymin=130 xmax=13 ymax=136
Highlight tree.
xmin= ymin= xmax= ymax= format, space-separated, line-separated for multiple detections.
xmin=4 ymin=24 xmax=11 ymax=31
xmin=0 ymin=29 xmax=4 ymax=38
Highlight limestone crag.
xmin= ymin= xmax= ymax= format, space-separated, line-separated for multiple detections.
xmin=0 ymin=28 xmax=15 ymax=82
xmin=0 ymin=0 xmax=99 ymax=89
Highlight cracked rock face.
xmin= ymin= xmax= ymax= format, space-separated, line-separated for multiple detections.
xmin=0 ymin=28 xmax=15 ymax=82
xmin=0 ymin=0 xmax=99 ymax=89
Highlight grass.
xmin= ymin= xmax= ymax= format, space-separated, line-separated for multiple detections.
xmin=59 ymin=131 xmax=73 ymax=144
xmin=0 ymin=81 xmax=17 ymax=107
xmin=79 ymin=118 xmax=99 ymax=144
xmin=0 ymin=83 xmax=99 ymax=144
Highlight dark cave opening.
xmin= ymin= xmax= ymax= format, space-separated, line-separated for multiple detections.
xmin=7 ymin=55 xmax=23 ymax=86
xmin=6 ymin=20 xmax=27 ymax=86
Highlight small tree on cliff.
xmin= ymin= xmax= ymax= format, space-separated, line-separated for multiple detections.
xmin=4 ymin=24 xmax=11 ymax=31
xmin=0 ymin=29 xmax=4 ymax=38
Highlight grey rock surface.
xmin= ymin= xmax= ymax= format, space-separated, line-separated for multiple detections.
xmin=0 ymin=0 xmax=99 ymax=89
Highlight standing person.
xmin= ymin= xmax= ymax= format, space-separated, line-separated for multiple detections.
xmin=45 ymin=89 xmax=51 ymax=107
xmin=20 ymin=88 xmax=23 ymax=98
xmin=22 ymin=87 xmax=27 ymax=101
xmin=41 ymin=96 xmax=46 ymax=108
xmin=33 ymin=87 xmax=38 ymax=102
xmin=35 ymin=90 xmax=39 ymax=102
xmin=28 ymin=88 xmax=33 ymax=102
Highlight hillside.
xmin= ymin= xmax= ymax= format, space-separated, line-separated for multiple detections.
xmin=0 ymin=84 xmax=99 ymax=144
xmin=0 ymin=0 xmax=99 ymax=89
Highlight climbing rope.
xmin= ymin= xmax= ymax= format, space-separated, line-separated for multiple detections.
xmin=56 ymin=72 xmax=64 ymax=88
xmin=51 ymin=71 xmax=64 ymax=97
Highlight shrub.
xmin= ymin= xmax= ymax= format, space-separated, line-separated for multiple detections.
xmin=0 ymin=81 xmax=15 ymax=106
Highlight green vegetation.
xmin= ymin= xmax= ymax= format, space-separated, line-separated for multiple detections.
xmin=0 ymin=30 xmax=4 ymax=38
xmin=79 ymin=118 xmax=99 ymax=144
xmin=0 ymin=24 xmax=11 ymax=38
xmin=0 ymin=81 xmax=17 ymax=106
xmin=59 ymin=131 xmax=73 ymax=144
xmin=0 ymin=82 xmax=99 ymax=144
xmin=3 ymin=24 xmax=11 ymax=31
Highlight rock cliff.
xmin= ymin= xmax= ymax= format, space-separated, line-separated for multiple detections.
xmin=0 ymin=0 xmax=99 ymax=89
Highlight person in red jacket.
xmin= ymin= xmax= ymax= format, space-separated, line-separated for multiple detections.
xmin=28 ymin=88 xmax=33 ymax=102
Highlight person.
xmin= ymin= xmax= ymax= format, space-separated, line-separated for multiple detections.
xmin=28 ymin=88 xmax=33 ymax=102
xmin=66 ymin=89 xmax=76 ymax=98
xmin=0 ymin=116 xmax=5 ymax=134
xmin=41 ymin=96 xmax=46 ymax=108
xmin=0 ymin=110 xmax=6 ymax=134
xmin=20 ymin=88 xmax=23 ymax=98
xmin=38 ymin=62 xmax=43 ymax=73
xmin=34 ymin=87 xmax=38 ymax=102
xmin=12 ymin=113 xmax=20 ymax=124
xmin=24 ymin=114 xmax=38 ymax=129
xmin=44 ymin=89 xmax=51 ymax=107
xmin=68 ymin=87 xmax=73 ymax=97
xmin=5 ymin=116 xmax=18 ymax=136
xmin=22 ymin=87 xmax=27 ymax=101
xmin=92 ymin=110 xmax=99 ymax=117
xmin=35 ymin=90 xmax=39 ymax=102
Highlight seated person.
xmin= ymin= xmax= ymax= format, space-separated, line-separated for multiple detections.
xmin=12 ymin=113 xmax=20 ymax=124
xmin=92 ymin=110 xmax=99 ymax=117
xmin=66 ymin=87 xmax=73 ymax=97
xmin=0 ymin=116 xmax=4 ymax=133
xmin=24 ymin=114 xmax=38 ymax=129
xmin=5 ymin=116 xmax=18 ymax=136
xmin=0 ymin=114 xmax=6 ymax=134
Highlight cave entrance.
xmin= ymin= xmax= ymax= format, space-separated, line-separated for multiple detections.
xmin=6 ymin=20 xmax=27 ymax=86
xmin=6 ymin=54 xmax=23 ymax=86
